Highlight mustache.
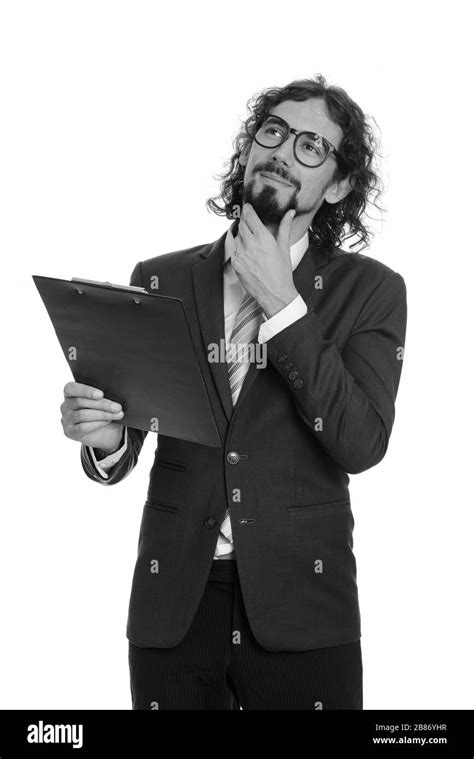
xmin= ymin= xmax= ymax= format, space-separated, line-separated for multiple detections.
xmin=253 ymin=163 xmax=300 ymax=191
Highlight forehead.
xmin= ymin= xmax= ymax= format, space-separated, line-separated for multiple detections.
xmin=269 ymin=99 xmax=343 ymax=148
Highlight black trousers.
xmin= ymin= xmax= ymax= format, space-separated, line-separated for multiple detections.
xmin=128 ymin=559 xmax=363 ymax=710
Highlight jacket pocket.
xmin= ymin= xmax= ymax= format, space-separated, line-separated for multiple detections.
xmin=156 ymin=459 xmax=188 ymax=472
xmin=145 ymin=497 xmax=180 ymax=514
xmin=133 ymin=499 xmax=183 ymax=580
xmin=287 ymin=499 xmax=350 ymax=518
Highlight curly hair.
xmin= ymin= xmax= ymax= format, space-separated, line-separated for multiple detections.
xmin=206 ymin=74 xmax=384 ymax=253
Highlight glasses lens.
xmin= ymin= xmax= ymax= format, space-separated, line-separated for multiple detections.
xmin=252 ymin=117 xmax=333 ymax=168
xmin=254 ymin=117 xmax=287 ymax=147
xmin=295 ymin=133 xmax=329 ymax=167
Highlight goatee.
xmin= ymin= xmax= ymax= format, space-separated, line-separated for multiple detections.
xmin=242 ymin=179 xmax=298 ymax=226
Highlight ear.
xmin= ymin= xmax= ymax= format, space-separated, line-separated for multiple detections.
xmin=238 ymin=142 xmax=252 ymax=168
xmin=323 ymin=174 xmax=354 ymax=205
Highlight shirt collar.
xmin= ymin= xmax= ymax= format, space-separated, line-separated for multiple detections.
xmin=224 ymin=224 xmax=309 ymax=272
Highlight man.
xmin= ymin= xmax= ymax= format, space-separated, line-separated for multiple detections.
xmin=61 ymin=74 xmax=407 ymax=710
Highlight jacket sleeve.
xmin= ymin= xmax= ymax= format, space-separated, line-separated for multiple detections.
xmin=264 ymin=271 xmax=407 ymax=474
xmin=81 ymin=425 xmax=148 ymax=485
xmin=87 ymin=426 xmax=130 ymax=477
xmin=80 ymin=260 xmax=149 ymax=485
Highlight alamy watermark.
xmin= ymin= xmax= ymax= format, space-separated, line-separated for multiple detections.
xmin=208 ymin=339 xmax=267 ymax=369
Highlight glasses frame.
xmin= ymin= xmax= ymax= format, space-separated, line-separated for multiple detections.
xmin=247 ymin=113 xmax=342 ymax=169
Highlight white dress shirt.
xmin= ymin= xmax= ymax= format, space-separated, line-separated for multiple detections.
xmin=89 ymin=224 xmax=310 ymax=559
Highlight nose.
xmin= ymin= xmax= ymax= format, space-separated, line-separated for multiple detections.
xmin=269 ymin=134 xmax=295 ymax=168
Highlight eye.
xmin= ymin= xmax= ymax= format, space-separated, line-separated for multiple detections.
xmin=301 ymin=140 xmax=323 ymax=156
xmin=264 ymin=125 xmax=284 ymax=138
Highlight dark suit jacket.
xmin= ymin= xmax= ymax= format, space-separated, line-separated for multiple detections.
xmin=81 ymin=219 xmax=407 ymax=651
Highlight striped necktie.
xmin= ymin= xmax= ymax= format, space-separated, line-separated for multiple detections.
xmin=227 ymin=291 xmax=264 ymax=405
xmin=216 ymin=290 xmax=264 ymax=552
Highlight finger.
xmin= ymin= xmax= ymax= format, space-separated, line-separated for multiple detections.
xmin=69 ymin=408 xmax=124 ymax=425
xmin=277 ymin=208 xmax=296 ymax=248
xmin=64 ymin=382 xmax=104 ymax=400
xmin=72 ymin=420 xmax=119 ymax=435
xmin=66 ymin=396 xmax=123 ymax=413
xmin=237 ymin=217 xmax=253 ymax=244
xmin=242 ymin=203 xmax=266 ymax=234
xmin=231 ymin=237 xmax=245 ymax=271
xmin=234 ymin=235 xmax=245 ymax=258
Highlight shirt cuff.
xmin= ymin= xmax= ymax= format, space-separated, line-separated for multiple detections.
xmin=88 ymin=427 xmax=128 ymax=480
xmin=258 ymin=294 xmax=308 ymax=343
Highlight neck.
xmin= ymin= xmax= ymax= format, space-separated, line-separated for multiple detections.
xmin=264 ymin=215 xmax=312 ymax=246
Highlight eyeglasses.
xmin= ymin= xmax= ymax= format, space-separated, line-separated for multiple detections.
xmin=247 ymin=114 xmax=342 ymax=169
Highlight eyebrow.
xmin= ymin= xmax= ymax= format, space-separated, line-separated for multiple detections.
xmin=269 ymin=115 xmax=329 ymax=139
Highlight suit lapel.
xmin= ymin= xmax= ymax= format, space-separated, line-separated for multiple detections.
xmin=192 ymin=228 xmax=234 ymax=424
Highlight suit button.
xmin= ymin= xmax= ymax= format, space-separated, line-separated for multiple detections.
xmin=283 ymin=362 xmax=293 ymax=372
xmin=204 ymin=517 xmax=218 ymax=529
xmin=293 ymin=379 xmax=304 ymax=389
xmin=277 ymin=353 xmax=287 ymax=364
xmin=226 ymin=451 xmax=240 ymax=464
xmin=288 ymin=370 xmax=298 ymax=380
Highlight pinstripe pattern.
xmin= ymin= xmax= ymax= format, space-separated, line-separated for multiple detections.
xmin=128 ymin=561 xmax=363 ymax=709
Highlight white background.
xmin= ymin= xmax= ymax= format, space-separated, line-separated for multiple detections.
xmin=1 ymin=0 xmax=472 ymax=709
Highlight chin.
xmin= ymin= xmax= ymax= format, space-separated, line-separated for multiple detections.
xmin=243 ymin=182 xmax=296 ymax=226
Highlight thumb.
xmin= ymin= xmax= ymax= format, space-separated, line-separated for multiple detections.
xmin=277 ymin=208 xmax=295 ymax=248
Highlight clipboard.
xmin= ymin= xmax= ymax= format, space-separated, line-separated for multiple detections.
xmin=32 ymin=275 xmax=222 ymax=448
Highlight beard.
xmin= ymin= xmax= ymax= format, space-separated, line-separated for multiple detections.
xmin=241 ymin=177 xmax=299 ymax=226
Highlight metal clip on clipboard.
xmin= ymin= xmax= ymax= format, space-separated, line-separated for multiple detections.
xmin=71 ymin=277 xmax=148 ymax=294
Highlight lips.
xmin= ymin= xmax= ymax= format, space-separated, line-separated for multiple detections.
xmin=259 ymin=171 xmax=293 ymax=187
